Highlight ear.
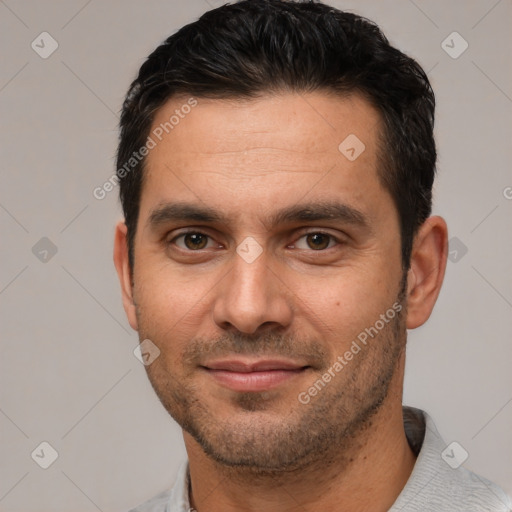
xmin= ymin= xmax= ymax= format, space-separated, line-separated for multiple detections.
xmin=113 ymin=221 xmax=138 ymax=331
xmin=406 ymin=216 xmax=448 ymax=329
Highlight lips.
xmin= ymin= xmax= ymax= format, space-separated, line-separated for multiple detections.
xmin=205 ymin=359 xmax=306 ymax=372
xmin=202 ymin=359 xmax=309 ymax=392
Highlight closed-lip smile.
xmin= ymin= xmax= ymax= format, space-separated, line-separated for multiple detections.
xmin=202 ymin=358 xmax=309 ymax=392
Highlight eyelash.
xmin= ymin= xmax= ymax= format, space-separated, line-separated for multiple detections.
xmin=167 ymin=230 xmax=343 ymax=252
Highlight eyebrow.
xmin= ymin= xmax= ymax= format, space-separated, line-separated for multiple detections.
xmin=147 ymin=200 xmax=370 ymax=231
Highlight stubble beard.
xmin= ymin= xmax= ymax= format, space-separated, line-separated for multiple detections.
xmin=140 ymin=283 xmax=408 ymax=476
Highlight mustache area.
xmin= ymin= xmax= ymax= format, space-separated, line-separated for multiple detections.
xmin=182 ymin=331 xmax=330 ymax=372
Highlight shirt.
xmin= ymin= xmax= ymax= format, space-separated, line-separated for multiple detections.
xmin=129 ymin=406 xmax=512 ymax=511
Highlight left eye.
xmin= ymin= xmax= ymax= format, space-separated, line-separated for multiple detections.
xmin=292 ymin=233 xmax=339 ymax=251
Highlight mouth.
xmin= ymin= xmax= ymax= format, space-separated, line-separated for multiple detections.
xmin=201 ymin=359 xmax=310 ymax=392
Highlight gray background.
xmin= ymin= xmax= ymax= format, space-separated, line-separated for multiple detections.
xmin=1 ymin=0 xmax=511 ymax=510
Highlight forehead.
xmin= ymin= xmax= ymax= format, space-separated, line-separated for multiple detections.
xmin=140 ymin=91 xmax=388 ymax=227
xmin=148 ymin=91 xmax=380 ymax=158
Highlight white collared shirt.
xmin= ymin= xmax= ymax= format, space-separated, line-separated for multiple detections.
xmin=129 ymin=406 xmax=512 ymax=511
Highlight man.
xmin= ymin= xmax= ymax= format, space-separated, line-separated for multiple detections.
xmin=113 ymin=1 xmax=511 ymax=510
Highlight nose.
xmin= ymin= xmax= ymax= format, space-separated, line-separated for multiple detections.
xmin=212 ymin=245 xmax=294 ymax=335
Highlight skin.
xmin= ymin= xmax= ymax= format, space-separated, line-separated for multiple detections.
xmin=114 ymin=91 xmax=448 ymax=512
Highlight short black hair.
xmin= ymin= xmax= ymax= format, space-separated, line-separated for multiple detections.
xmin=117 ymin=0 xmax=436 ymax=271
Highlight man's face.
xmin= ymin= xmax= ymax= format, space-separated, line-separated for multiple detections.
xmin=129 ymin=92 xmax=407 ymax=471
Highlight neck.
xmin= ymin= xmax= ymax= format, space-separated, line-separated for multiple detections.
xmin=184 ymin=356 xmax=416 ymax=512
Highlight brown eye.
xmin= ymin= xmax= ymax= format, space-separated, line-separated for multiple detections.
xmin=305 ymin=233 xmax=331 ymax=250
xmin=173 ymin=232 xmax=211 ymax=250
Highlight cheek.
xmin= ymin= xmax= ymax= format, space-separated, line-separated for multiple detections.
xmin=133 ymin=258 xmax=235 ymax=359
xmin=134 ymin=265 xmax=204 ymax=345
xmin=292 ymin=268 xmax=397 ymax=347
xmin=136 ymin=256 xmax=207 ymax=312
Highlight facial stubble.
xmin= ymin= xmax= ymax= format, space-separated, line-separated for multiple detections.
xmin=139 ymin=281 xmax=408 ymax=475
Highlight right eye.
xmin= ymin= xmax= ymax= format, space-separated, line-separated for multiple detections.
xmin=168 ymin=231 xmax=220 ymax=251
